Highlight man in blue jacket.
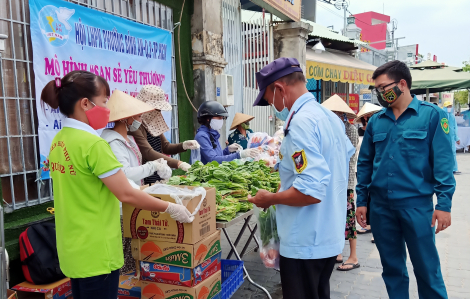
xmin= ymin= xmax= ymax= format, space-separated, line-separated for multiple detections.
xmin=356 ymin=60 xmax=455 ymax=299
xmin=195 ymin=101 xmax=259 ymax=164
xmin=443 ymin=101 xmax=460 ymax=174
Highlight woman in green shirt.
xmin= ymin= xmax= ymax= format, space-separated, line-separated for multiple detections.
xmin=41 ymin=71 xmax=194 ymax=299
xmin=227 ymin=113 xmax=255 ymax=150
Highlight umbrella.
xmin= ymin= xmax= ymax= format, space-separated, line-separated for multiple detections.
xmin=410 ymin=60 xmax=470 ymax=96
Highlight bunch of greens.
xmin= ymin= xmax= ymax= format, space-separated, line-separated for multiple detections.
xmin=168 ymin=160 xmax=280 ymax=221
xmin=258 ymin=206 xmax=279 ymax=246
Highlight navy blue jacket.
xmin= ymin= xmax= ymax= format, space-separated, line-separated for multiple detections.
xmin=195 ymin=125 xmax=240 ymax=164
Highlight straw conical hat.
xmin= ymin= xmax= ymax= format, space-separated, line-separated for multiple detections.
xmin=108 ymin=90 xmax=154 ymax=122
xmin=230 ymin=113 xmax=255 ymax=130
xmin=321 ymin=94 xmax=357 ymax=119
xmin=354 ymin=102 xmax=383 ymax=124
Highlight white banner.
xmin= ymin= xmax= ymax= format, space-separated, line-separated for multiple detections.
xmin=29 ymin=0 xmax=173 ymax=179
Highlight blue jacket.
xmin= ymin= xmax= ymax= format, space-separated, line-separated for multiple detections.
xmin=195 ymin=125 xmax=240 ymax=164
xmin=356 ymin=96 xmax=455 ymax=212
xmin=443 ymin=107 xmax=459 ymax=142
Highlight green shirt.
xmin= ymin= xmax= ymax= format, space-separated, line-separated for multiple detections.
xmin=49 ymin=119 xmax=123 ymax=278
xmin=228 ymin=128 xmax=253 ymax=149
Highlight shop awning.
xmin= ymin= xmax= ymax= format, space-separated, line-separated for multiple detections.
xmin=306 ymin=48 xmax=377 ymax=85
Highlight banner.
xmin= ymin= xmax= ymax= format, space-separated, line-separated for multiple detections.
xmin=307 ymin=60 xmax=374 ymax=85
xmin=29 ymin=0 xmax=173 ymax=180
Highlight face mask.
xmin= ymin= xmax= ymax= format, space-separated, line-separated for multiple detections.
xmin=377 ymin=85 xmax=403 ymax=108
xmin=271 ymin=88 xmax=290 ymax=121
xmin=336 ymin=112 xmax=347 ymax=122
xmin=128 ymin=118 xmax=142 ymax=132
xmin=210 ymin=119 xmax=224 ymax=131
xmin=85 ymin=100 xmax=110 ymax=130
xmin=447 ymin=108 xmax=452 ymax=112
xmin=241 ymin=123 xmax=250 ymax=130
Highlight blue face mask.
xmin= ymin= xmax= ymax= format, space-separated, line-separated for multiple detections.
xmin=271 ymin=87 xmax=289 ymax=121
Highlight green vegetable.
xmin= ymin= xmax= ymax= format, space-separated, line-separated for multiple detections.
xmin=168 ymin=160 xmax=280 ymax=221
xmin=258 ymin=206 xmax=279 ymax=246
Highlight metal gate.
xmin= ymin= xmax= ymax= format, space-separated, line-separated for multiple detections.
xmin=221 ymin=0 xmax=242 ymax=141
xmin=242 ymin=16 xmax=274 ymax=135
xmin=0 ymin=0 xmax=176 ymax=211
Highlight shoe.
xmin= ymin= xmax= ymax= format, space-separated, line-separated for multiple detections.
xmin=453 ymin=171 xmax=461 ymax=175
xmin=371 ymin=237 xmax=375 ymax=243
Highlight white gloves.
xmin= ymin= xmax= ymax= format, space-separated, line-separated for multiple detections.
xmin=178 ymin=162 xmax=191 ymax=172
xmin=183 ymin=140 xmax=200 ymax=150
xmin=240 ymin=148 xmax=260 ymax=159
xmin=228 ymin=143 xmax=243 ymax=153
xmin=165 ymin=202 xmax=194 ymax=223
xmin=150 ymin=158 xmax=172 ymax=180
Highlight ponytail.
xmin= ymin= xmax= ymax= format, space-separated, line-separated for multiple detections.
xmin=40 ymin=71 xmax=110 ymax=117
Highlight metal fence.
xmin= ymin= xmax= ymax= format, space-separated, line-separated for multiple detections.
xmin=242 ymin=17 xmax=275 ymax=135
xmin=0 ymin=0 xmax=175 ymax=211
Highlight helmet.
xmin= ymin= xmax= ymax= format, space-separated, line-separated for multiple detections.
xmin=197 ymin=101 xmax=229 ymax=119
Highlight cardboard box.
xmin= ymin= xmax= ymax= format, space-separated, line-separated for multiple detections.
xmin=141 ymin=271 xmax=221 ymax=299
xmin=140 ymin=252 xmax=221 ymax=287
xmin=123 ymin=187 xmax=216 ymax=244
xmin=7 ymin=289 xmax=18 ymax=299
xmin=118 ymin=273 xmax=141 ymax=299
xmin=131 ymin=230 xmax=221 ymax=268
xmin=13 ymin=278 xmax=72 ymax=299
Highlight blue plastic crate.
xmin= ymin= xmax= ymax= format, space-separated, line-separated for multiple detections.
xmin=221 ymin=259 xmax=244 ymax=299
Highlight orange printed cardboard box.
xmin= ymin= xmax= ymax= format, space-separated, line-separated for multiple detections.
xmin=13 ymin=277 xmax=72 ymax=299
xmin=131 ymin=230 xmax=221 ymax=268
xmin=141 ymin=271 xmax=221 ymax=299
xmin=118 ymin=273 xmax=141 ymax=299
xmin=123 ymin=187 xmax=216 ymax=244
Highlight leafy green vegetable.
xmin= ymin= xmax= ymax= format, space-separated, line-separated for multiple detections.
xmin=258 ymin=206 xmax=279 ymax=246
xmin=168 ymin=160 xmax=280 ymax=221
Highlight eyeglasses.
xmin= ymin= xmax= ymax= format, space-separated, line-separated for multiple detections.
xmin=371 ymin=81 xmax=399 ymax=95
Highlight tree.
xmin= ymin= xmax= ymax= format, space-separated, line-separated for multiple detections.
xmin=453 ymin=62 xmax=470 ymax=107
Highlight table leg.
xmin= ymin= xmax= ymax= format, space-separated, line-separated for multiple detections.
xmin=247 ymin=223 xmax=261 ymax=252
xmin=227 ymin=215 xmax=252 ymax=260
xmin=222 ymin=228 xmax=273 ymax=299
xmin=240 ymin=223 xmax=258 ymax=258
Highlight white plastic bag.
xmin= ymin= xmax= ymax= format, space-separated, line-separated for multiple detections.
xmin=254 ymin=206 xmax=280 ymax=270
xmin=143 ymin=185 xmax=206 ymax=217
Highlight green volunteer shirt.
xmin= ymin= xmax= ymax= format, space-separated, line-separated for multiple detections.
xmin=49 ymin=119 xmax=123 ymax=278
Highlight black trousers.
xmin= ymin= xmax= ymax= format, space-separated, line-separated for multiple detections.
xmin=280 ymin=255 xmax=337 ymax=299
xmin=71 ymin=269 xmax=119 ymax=299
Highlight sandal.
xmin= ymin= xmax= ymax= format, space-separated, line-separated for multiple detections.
xmin=337 ymin=263 xmax=360 ymax=271
xmin=357 ymin=228 xmax=371 ymax=234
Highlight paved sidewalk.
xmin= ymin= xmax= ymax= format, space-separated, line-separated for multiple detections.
xmin=221 ymin=152 xmax=470 ymax=299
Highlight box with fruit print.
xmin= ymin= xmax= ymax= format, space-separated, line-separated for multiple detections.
xmin=141 ymin=270 xmax=221 ymax=299
xmin=131 ymin=231 xmax=221 ymax=269
xmin=122 ymin=187 xmax=216 ymax=245
xmin=139 ymin=252 xmax=221 ymax=287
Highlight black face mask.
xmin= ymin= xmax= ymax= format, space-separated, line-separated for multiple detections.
xmin=377 ymin=85 xmax=403 ymax=108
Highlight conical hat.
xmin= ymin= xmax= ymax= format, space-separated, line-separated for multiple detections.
xmin=230 ymin=113 xmax=255 ymax=130
xmin=354 ymin=102 xmax=383 ymax=124
xmin=321 ymin=94 xmax=357 ymax=119
xmin=108 ymin=90 xmax=154 ymax=122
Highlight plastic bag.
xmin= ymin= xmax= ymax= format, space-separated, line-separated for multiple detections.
xmin=255 ymin=206 xmax=280 ymax=270
xmin=190 ymin=148 xmax=201 ymax=164
xmin=247 ymin=132 xmax=270 ymax=148
xmin=142 ymin=185 xmax=206 ymax=217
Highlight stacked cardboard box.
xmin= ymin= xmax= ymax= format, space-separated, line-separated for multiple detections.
xmin=121 ymin=186 xmax=222 ymax=299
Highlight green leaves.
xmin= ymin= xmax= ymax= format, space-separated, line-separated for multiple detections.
xmin=168 ymin=160 xmax=280 ymax=221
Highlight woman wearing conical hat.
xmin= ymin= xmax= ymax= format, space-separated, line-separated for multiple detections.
xmin=129 ymin=85 xmax=200 ymax=182
xmin=227 ymin=113 xmax=255 ymax=150
xmin=353 ymin=102 xmax=382 ymax=241
xmin=322 ymin=94 xmax=360 ymax=271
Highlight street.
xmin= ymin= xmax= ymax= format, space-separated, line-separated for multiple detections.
xmin=222 ymin=152 xmax=470 ymax=299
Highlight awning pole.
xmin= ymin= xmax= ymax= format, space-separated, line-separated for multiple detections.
xmin=426 ymin=88 xmax=429 ymax=102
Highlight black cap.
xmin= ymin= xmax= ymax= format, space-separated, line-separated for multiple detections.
xmin=197 ymin=101 xmax=229 ymax=118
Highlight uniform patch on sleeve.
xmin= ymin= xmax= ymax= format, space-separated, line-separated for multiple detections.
xmin=292 ymin=150 xmax=307 ymax=173
xmin=279 ymin=151 xmax=283 ymax=160
xmin=440 ymin=118 xmax=450 ymax=134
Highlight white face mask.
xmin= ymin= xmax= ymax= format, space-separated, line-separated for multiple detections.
xmin=447 ymin=108 xmax=452 ymax=112
xmin=210 ymin=119 xmax=224 ymax=131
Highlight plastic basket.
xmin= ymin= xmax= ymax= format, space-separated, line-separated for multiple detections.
xmin=221 ymin=259 xmax=244 ymax=299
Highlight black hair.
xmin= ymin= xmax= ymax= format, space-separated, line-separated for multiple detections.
xmin=372 ymin=60 xmax=412 ymax=89
xmin=198 ymin=116 xmax=212 ymax=128
xmin=268 ymin=71 xmax=306 ymax=90
xmin=40 ymin=70 xmax=110 ymax=117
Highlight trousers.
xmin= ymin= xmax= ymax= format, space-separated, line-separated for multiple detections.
xmin=71 ymin=269 xmax=120 ymax=299
xmin=279 ymin=255 xmax=336 ymax=299
xmin=370 ymin=201 xmax=447 ymax=299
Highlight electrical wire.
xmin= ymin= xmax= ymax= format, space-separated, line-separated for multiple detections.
xmin=317 ymin=2 xmax=345 ymax=19
xmin=178 ymin=0 xmax=198 ymax=112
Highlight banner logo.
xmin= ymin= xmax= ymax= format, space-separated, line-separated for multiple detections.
xmin=38 ymin=5 xmax=75 ymax=47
